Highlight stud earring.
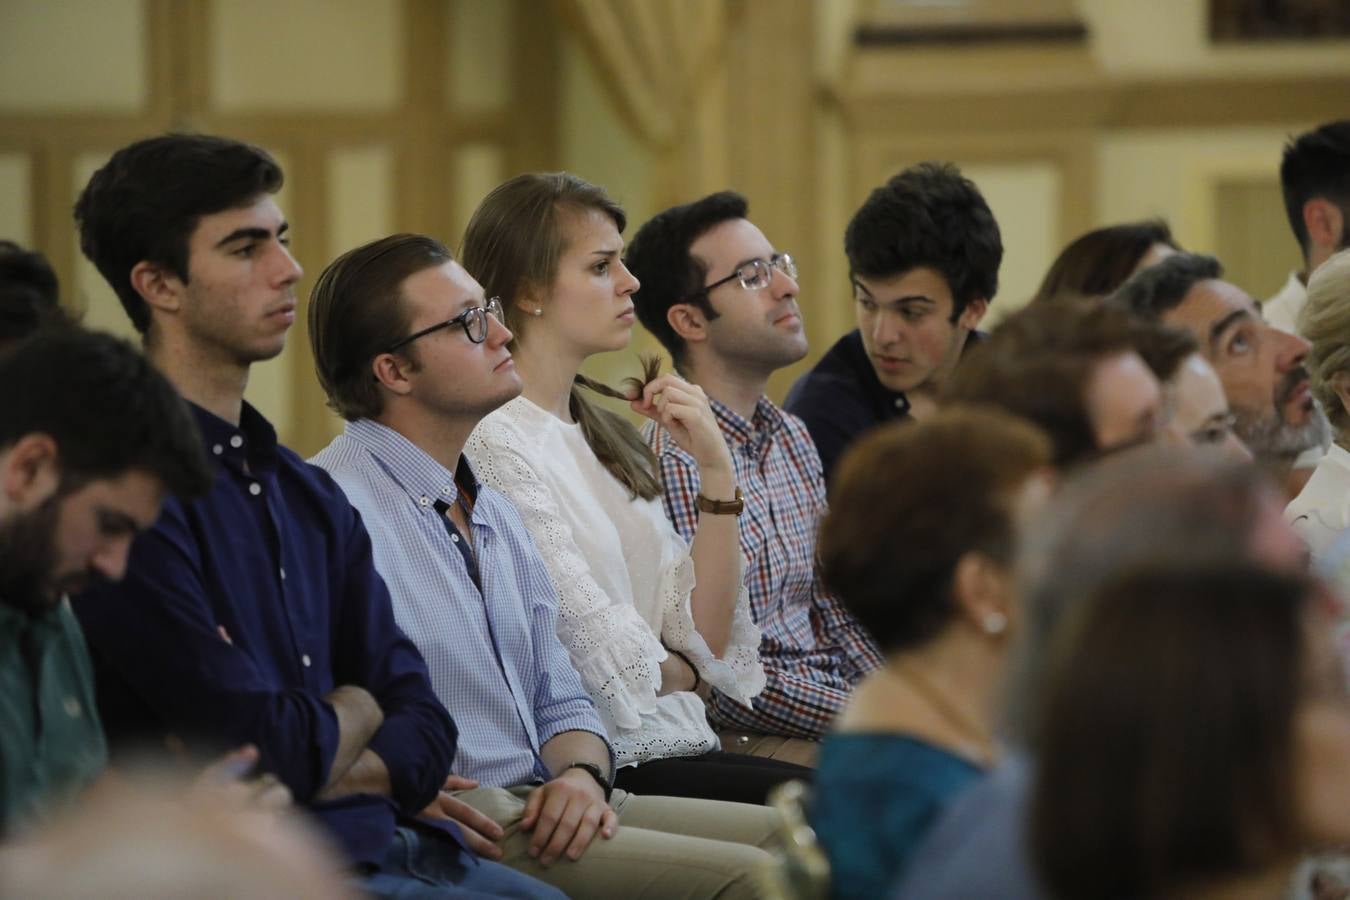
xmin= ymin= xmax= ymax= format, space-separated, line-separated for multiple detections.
xmin=530 ymin=308 xmax=543 ymax=317
xmin=982 ymin=611 xmax=1007 ymax=636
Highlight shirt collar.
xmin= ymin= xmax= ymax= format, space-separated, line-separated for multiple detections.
xmin=710 ymin=395 xmax=784 ymax=456
xmin=343 ymin=419 xmax=478 ymax=513
xmin=191 ymin=400 xmax=279 ymax=467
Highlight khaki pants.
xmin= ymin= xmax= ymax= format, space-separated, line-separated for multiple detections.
xmin=456 ymin=785 xmax=778 ymax=900
xmin=716 ymin=730 xmax=820 ymax=768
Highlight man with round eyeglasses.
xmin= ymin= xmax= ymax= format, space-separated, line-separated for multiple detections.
xmin=627 ymin=191 xmax=883 ymax=765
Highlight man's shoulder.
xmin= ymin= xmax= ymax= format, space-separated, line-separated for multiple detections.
xmin=785 ymin=332 xmax=872 ymax=413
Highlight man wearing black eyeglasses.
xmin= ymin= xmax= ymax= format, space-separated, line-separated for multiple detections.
xmin=626 ymin=192 xmax=883 ymax=765
xmin=785 ymin=161 xmax=1003 ymax=485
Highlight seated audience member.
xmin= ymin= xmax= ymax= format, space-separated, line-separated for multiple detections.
xmin=626 ymin=191 xmax=881 ymax=762
xmin=811 ymin=408 xmax=1052 ymax=899
xmin=1110 ymin=252 xmax=1330 ymax=496
xmin=1130 ymin=321 xmax=1249 ymax=458
xmin=1267 ymin=120 xmax=1350 ymax=336
xmin=893 ymin=448 xmax=1307 ymax=900
xmin=1030 ymin=220 xmax=1178 ymax=305
xmin=1288 ymin=248 xmax=1350 ymax=562
xmin=0 ymin=328 xmax=212 ymax=836
xmin=784 ymin=162 xmax=1002 ymax=483
xmin=307 ymin=233 xmax=779 ymax=900
xmin=1030 ymin=563 xmax=1350 ymax=900
xmin=462 ymin=173 xmax=808 ymax=803
xmin=0 ymin=773 xmax=353 ymax=900
xmin=69 ymin=134 xmax=560 ymax=899
xmin=944 ymin=300 xmax=1164 ymax=468
xmin=0 ymin=241 xmax=68 ymax=346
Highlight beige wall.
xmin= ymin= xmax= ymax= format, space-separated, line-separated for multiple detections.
xmin=2 ymin=0 xmax=1349 ymax=452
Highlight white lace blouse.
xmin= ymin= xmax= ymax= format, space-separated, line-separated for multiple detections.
xmin=466 ymin=396 xmax=764 ymax=767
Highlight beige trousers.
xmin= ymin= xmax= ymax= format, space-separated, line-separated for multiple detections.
xmin=715 ymin=730 xmax=820 ymax=768
xmin=456 ymin=786 xmax=779 ymax=900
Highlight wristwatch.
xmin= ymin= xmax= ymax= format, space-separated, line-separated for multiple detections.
xmin=696 ymin=487 xmax=744 ymax=516
xmin=564 ymin=762 xmax=613 ymax=801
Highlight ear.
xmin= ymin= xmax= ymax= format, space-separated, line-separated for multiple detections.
xmin=958 ymin=297 xmax=989 ymax=331
xmin=1303 ymin=198 xmax=1343 ymax=253
xmin=667 ymin=303 xmax=711 ymax=345
xmin=951 ymin=551 xmax=1012 ymax=638
xmin=130 ymin=259 xmax=185 ymax=316
xmin=370 ymin=353 xmax=416 ymax=398
xmin=1 ymin=433 xmax=61 ymax=513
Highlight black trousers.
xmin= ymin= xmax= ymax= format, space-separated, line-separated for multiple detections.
xmin=613 ymin=750 xmax=811 ymax=806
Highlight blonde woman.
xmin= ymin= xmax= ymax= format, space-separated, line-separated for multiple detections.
xmin=462 ymin=173 xmax=806 ymax=804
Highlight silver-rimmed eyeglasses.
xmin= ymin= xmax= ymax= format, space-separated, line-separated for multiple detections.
xmin=385 ymin=297 xmax=504 ymax=352
xmin=685 ymin=253 xmax=797 ymax=301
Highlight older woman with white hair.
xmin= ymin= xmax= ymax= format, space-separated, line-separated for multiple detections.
xmin=1287 ymin=248 xmax=1350 ymax=562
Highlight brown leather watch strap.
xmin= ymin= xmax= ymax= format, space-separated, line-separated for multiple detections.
xmin=696 ymin=487 xmax=745 ymax=515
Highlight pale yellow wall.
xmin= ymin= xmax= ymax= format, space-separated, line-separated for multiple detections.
xmin=0 ymin=156 xmax=31 ymax=246
xmin=0 ymin=0 xmax=146 ymax=112
xmin=962 ymin=161 xmax=1062 ymax=321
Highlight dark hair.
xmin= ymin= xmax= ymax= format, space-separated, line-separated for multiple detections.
xmin=1032 ymin=220 xmax=1178 ymax=305
xmin=1108 ymin=252 xmax=1224 ymax=322
xmin=944 ymin=300 xmax=1144 ymax=468
xmin=820 ymin=407 xmax=1051 ymax=651
xmin=1280 ymin=120 xmax=1350 ymax=257
xmin=626 ymin=191 xmax=747 ymax=365
xmin=0 ymin=328 xmax=212 ymax=498
xmin=1031 ymin=563 xmax=1309 ymax=900
xmin=309 ymin=234 xmax=454 ymax=421
xmin=0 ymin=241 xmax=69 ymax=346
xmin=1128 ymin=319 xmax=1198 ymax=383
xmin=845 ymin=161 xmax=1002 ymax=319
xmin=73 ymin=133 xmax=284 ymax=335
xmin=462 ymin=172 xmax=661 ymax=500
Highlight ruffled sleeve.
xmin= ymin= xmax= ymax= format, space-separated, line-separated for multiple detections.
xmin=466 ymin=413 xmax=669 ymax=734
xmin=654 ymin=530 xmax=765 ymax=708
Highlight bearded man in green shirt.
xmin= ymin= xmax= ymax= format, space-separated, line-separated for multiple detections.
xmin=0 ymin=326 xmax=211 ymax=834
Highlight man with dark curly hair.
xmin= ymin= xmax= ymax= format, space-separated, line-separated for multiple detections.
xmin=785 ymin=162 xmax=1003 ymax=483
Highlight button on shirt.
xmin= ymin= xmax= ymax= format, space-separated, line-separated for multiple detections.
xmin=0 ymin=601 xmax=107 ymax=836
xmin=311 ymin=420 xmax=611 ymax=788
xmin=71 ymin=402 xmax=457 ymax=868
xmin=647 ymin=396 xmax=882 ymax=740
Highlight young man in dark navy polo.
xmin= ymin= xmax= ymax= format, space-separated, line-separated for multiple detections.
xmin=785 ymin=162 xmax=1002 ymax=484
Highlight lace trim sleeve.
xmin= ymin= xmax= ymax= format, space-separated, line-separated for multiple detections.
xmin=466 ymin=415 xmax=667 ymax=732
xmin=656 ymin=533 xmax=765 ymax=708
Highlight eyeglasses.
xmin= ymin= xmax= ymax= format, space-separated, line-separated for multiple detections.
xmin=684 ymin=253 xmax=798 ymax=301
xmin=385 ymin=297 xmax=504 ymax=352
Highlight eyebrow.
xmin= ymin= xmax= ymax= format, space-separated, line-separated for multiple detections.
xmin=1207 ymin=309 xmax=1250 ymax=351
xmin=214 ymin=221 xmax=290 ymax=249
xmin=97 ymin=508 xmax=142 ymax=534
xmin=850 ymin=280 xmax=933 ymax=305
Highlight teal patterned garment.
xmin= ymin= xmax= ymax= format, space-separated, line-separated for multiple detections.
xmin=0 ymin=601 xmax=107 ymax=835
xmin=811 ymin=733 xmax=984 ymax=900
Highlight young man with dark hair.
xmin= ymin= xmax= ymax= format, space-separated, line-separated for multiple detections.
xmin=785 ymin=161 xmax=1003 ymax=482
xmin=0 ymin=240 xmax=67 ymax=347
xmin=626 ymin=192 xmax=881 ymax=762
xmin=1266 ymin=120 xmax=1350 ymax=335
xmin=1110 ymin=252 xmax=1328 ymax=492
xmin=69 ymin=134 xmax=559 ymax=899
xmin=1 ymin=327 xmax=212 ymax=833
xmin=945 ymin=301 xmax=1165 ymax=469
xmin=307 ymin=232 xmax=778 ymax=900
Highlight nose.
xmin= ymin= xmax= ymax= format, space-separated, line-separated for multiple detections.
xmin=1225 ymin=432 xmax=1255 ymax=462
xmin=770 ymin=264 xmax=798 ymax=298
xmin=872 ymin=309 xmax=901 ymax=347
xmin=616 ymin=260 xmax=640 ymax=296
xmin=486 ymin=312 xmax=513 ymax=347
xmin=272 ymin=241 xmax=304 ymax=287
xmin=1273 ymin=325 xmax=1311 ymax=371
xmin=91 ymin=535 xmax=134 ymax=584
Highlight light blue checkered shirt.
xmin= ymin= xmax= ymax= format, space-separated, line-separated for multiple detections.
xmin=311 ymin=419 xmax=611 ymax=788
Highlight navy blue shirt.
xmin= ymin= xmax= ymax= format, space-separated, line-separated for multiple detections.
xmin=72 ymin=402 xmax=458 ymax=868
xmin=784 ymin=329 xmax=984 ymax=486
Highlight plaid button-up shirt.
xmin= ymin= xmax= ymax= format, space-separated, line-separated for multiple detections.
xmin=647 ymin=396 xmax=882 ymax=740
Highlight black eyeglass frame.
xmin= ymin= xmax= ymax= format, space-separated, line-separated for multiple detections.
xmin=384 ymin=297 xmax=504 ymax=353
xmin=681 ymin=253 xmax=798 ymax=303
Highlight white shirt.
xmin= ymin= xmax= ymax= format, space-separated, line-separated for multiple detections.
xmin=1287 ymin=442 xmax=1350 ymax=563
xmin=466 ymin=396 xmax=764 ymax=767
xmin=1264 ymin=271 xmax=1307 ymax=337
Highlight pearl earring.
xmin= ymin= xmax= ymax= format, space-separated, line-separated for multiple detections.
xmin=982 ymin=611 xmax=1007 ymax=636
xmin=530 ymin=308 xmax=543 ymax=317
